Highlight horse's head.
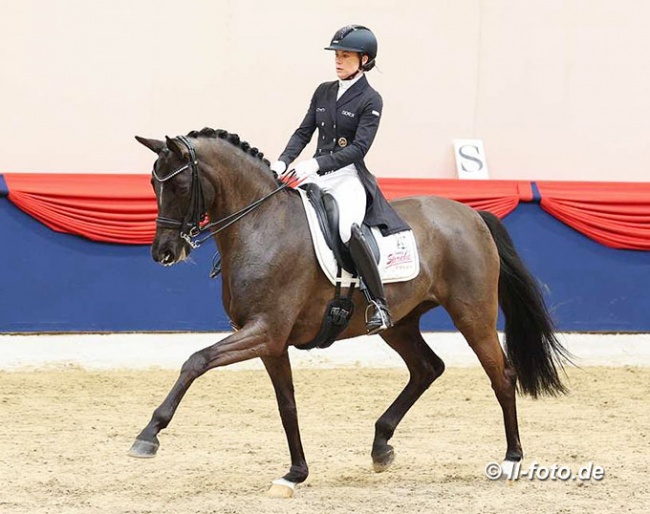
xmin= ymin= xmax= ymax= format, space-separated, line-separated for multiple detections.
xmin=136 ymin=135 xmax=216 ymax=266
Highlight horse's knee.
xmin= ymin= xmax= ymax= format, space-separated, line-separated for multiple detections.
xmin=431 ymin=354 xmax=445 ymax=380
xmin=181 ymin=351 xmax=208 ymax=376
xmin=420 ymin=354 xmax=445 ymax=389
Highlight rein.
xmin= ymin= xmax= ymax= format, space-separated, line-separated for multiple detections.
xmin=153 ymin=135 xmax=288 ymax=251
xmin=182 ymin=184 xmax=288 ymax=249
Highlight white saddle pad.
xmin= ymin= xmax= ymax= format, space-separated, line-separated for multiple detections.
xmin=297 ymin=188 xmax=420 ymax=287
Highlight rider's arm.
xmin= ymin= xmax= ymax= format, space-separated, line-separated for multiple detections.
xmin=277 ymin=88 xmax=319 ymax=168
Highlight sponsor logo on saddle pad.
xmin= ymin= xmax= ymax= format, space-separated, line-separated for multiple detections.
xmin=297 ymin=189 xmax=420 ymax=287
xmin=387 ymin=249 xmax=414 ymax=268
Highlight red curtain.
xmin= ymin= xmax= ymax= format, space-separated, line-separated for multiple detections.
xmin=537 ymin=181 xmax=650 ymax=251
xmin=378 ymin=178 xmax=532 ymax=219
xmin=4 ymin=173 xmax=156 ymax=244
xmin=3 ymin=173 xmax=649 ymax=250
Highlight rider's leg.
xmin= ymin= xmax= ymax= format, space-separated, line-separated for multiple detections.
xmin=347 ymin=223 xmax=392 ymax=334
xmin=315 ymin=169 xmax=391 ymax=334
xmin=311 ymin=168 xmax=366 ymax=244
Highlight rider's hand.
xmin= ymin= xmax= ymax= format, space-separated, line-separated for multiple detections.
xmin=293 ymin=159 xmax=319 ymax=182
xmin=270 ymin=160 xmax=287 ymax=178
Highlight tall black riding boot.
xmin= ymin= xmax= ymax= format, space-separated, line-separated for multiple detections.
xmin=348 ymin=224 xmax=393 ymax=335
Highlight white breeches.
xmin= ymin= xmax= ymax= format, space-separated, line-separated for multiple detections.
xmin=302 ymin=165 xmax=366 ymax=243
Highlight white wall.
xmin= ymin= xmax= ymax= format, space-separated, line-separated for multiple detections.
xmin=1 ymin=0 xmax=648 ymax=181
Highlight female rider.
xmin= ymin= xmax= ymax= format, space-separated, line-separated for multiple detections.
xmin=270 ymin=25 xmax=409 ymax=334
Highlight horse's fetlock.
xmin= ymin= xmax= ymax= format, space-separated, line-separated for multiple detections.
xmin=374 ymin=420 xmax=395 ymax=442
xmin=285 ymin=463 xmax=309 ymax=484
xmin=151 ymin=407 xmax=172 ymax=429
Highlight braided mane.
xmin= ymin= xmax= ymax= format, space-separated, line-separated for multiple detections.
xmin=186 ymin=127 xmax=270 ymax=167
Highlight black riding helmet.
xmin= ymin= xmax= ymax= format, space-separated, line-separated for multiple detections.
xmin=324 ymin=25 xmax=377 ymax=72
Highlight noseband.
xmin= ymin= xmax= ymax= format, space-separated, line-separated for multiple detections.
xmin=153 ymin=135 xmax=288 ymax=250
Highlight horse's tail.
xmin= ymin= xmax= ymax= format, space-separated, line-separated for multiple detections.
xmin=478 ymin=210 xmax=571 ymax=398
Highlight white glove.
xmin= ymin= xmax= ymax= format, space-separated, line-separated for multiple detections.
xmin=293 ymin=158 xmax=319 ymax=182
xmin=270 ymin=160 xmax=287 ymax=177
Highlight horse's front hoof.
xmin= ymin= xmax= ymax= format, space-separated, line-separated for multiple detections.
xmin=128 ymin=437 xmax=159 ymax=458
xmin=267 ymin=478 xmax=296 ymax=498
xmin=372 ymin=446 xmax=395 ymax=473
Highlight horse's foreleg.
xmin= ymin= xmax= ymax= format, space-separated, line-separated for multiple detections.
xmin=262 ymin=353 xmax=308 ymax=497
xmin=373 ymin=314 xmax=445 ymax=472
xmin=129 ymin=322 xmax=280 ymax=458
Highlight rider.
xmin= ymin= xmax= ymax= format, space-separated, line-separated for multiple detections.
xmin=270 ymin=25 xmax=409 ymax=335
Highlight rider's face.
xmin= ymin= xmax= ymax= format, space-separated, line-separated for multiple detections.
xmin=335 ymin=50 xmax=366 ymax=79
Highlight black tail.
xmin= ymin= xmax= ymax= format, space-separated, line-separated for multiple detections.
xmin=478 ymin=211 xmax=572 ymax=398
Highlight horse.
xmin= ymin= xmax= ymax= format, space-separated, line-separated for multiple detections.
xmin=130 ymin=127 xmax=570 ymax=497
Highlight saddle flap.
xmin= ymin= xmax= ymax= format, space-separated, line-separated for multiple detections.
xmin=301 ymin=183 xmax=356 ymax=273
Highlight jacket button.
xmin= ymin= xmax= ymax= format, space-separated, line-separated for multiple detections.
xmin=321 ymin=122 xmax=325 ymax=126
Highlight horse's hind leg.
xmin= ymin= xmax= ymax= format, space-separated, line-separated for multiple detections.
xmin=451 ymin=306 xmax=523 ymax=466
xmin=373 ymin=309 xmax=445 ymax=472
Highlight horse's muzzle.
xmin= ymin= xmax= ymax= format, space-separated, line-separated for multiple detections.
xmin=151 ymin=236 xmax=191 ymax=266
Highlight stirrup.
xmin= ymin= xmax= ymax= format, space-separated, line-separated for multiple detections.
xmin=365 ymin=301 xmax=393 ymax=335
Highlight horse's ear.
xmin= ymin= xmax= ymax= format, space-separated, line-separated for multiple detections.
xmin=165 ymin=136 xmax=187 ymax=159
xmin=135 ymin=136 xmax=165 ymax=154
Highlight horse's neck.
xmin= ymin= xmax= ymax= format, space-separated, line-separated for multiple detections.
xmin=209 ymin=152 xmax=277 ymax=221
xmin=205 ymin=150 xmax=299 ymax=256
xmin=211 ymin=183 xmax=305 ymax=267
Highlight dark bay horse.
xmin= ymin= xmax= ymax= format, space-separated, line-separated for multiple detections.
xmin=130 ymin=128 xmax=570 ymax=496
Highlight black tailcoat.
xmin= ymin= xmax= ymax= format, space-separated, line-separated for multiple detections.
xmin=278 ymin=75 xmax=410 ymax=236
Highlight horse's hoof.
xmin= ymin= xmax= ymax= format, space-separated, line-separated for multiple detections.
xmin=128 ymin=438 xmax=159 ymax=458
xmin=500 ymin=459 xmax=519 ymax=481
xmin=372 ymin=446 xmax=395 ymax=473
xmin=267 ymin=478 xmax=296 ymax=498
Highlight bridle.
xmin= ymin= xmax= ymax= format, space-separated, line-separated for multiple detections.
xmin=154 ymin=135 xmax=205 ymax=242
xmin=153 ymin=135 xmax=288 ymax=250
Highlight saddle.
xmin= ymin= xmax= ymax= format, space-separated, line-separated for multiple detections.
xmin=295 ymin=183 xmax=375 ymax=351
xmin=300 ymin=183 xmax=380 ymax=273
